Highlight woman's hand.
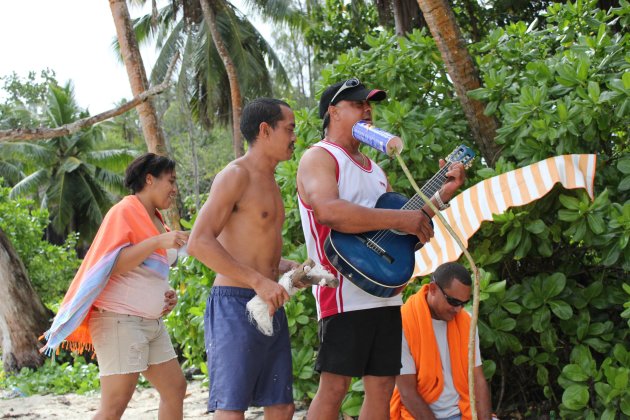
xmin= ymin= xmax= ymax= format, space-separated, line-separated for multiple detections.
xmin=162 ymin=289 xmax=178 ymax=316
xmin=157 ymin=230 xmax=190 ymax=250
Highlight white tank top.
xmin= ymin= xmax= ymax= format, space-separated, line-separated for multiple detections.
xmin=298 ymin=140 xmax=403 ymax=319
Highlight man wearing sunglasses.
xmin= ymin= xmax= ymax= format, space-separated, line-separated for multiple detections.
xmin=297 ymin=78 xmax=466 ymax=420
xmin=390 ymin=262 xmax=493 ymax=420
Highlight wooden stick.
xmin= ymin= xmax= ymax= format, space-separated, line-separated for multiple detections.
xmin=395 ymin=153 xmax=480 ymax=420
xmin=291 ymin=258 xmax=339 ymax=287
xmin=0 ymin=52 xmax=179 ymax=142
xmin=288 ymin=258 xmax=316 ymax=285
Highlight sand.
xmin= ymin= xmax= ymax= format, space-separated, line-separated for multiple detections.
xmin=0 ymin=380 xmax=309 ymax=419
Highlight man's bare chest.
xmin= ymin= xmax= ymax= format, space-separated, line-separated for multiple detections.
xmin=235 ymin=184 xmax=284 ymax=227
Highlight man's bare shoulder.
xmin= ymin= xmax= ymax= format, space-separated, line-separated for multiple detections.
xmin=298 ymin=145 xmax=336 ymax=169
xmin=214 ymin=159 xmax=251 ymax=189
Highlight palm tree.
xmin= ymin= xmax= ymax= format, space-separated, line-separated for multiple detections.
xmin=131 ymin=0 xmax=290 ymax=157
xmin=109 ymin=0 xmax=169 ymax=156
xmin=6 ymin=82 xmax=136 ymax=244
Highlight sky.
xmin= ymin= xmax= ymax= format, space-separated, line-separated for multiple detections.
xmin=0 ymin=0 xmax=270 ymax=112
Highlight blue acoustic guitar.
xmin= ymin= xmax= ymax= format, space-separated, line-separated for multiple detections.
xmin=323 ymin=145 xmax=475 ymax=298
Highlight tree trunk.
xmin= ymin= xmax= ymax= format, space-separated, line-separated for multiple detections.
xmin=393 ymin=0 xmax=423 ymax=36
xmin=200 ymin=0 xmax=244 ymax=158
xmin=393 ymin=0 xmax=406 ymax=36
xmin=109 ymin=0 xmax=181 ymax=229
xmin=0 ymin=228 xmax=52 ymax=373
xmin=416 ymin=0 xmax=501 ymax=166
xmin=462 ymin=0 xmax=482 ymax=43
xmin=109 ymin=0 xmax=168 ymax=156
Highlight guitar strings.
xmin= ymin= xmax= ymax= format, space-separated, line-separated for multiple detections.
xmin=369 ymin=163 xmax=451 ymax=245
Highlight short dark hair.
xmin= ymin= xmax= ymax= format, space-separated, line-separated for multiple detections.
xmin=240 ymin=98 xmax=290 ymax=145
xmin=124 ymin=153 xmax=176 ymax=193
xmin=432 ymin=262 xmax=472 ymax=288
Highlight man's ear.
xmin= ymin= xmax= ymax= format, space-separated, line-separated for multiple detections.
xmin=428 ymin=282 xmax=437 ymax=295
xmin=328 ymin=105 xmax=337 ymax=120
xmin=259 ymin=121 xmax=271 ymax=139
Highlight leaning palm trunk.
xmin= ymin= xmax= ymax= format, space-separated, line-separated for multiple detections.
xmin=200 ymin=0 xmax=244 ymax=158
xmin=416 ymin=0 xmax=501 ymax=167
xmin=109 ymin=0 xmax=168 ymax=156
xmin=0 ymin=228 xmax=52 ymax=373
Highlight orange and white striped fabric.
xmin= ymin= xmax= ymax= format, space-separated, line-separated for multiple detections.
xmin=414 ymin=154 xmax=597 ymax=277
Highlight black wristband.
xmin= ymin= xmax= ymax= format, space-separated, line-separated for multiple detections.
xmin=421 ymin=209 xmax=431 ymax=220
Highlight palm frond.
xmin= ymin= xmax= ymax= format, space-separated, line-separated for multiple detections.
xmin=241 ymin=0 xmax=303 ymax=26
xmin=150 ymin=19 xmax=186 ymax=84
xmin=135 ymin=3 xmax=179 ymax=47
xmin=0 ymin=161 xmax=24 ymax=186
xmin=94 ymin=168 xmax=128 ymax=196
xmin=9 ymin=168 xmax=49 ymax=199
xmin=85 ymin=149 xmax=139 ymax=172
xmin=73 ymin=172 xmax=106 ymax=224
xmin=0 ymin=141 xmax=52 ymax=163
xmin=45 ymin=82 xmax=78 ymax=127
xmin=47 ymin=171 xmax=75 ymax=235
xmin=59 ymin=156 xmax=82 ymax=174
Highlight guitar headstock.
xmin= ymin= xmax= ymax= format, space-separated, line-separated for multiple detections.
xmin=446 ymin=145 xmax=475 ymax=169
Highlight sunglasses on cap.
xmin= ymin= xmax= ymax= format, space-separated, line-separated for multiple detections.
xmin=329 ymin=77 xmax=361 ymax=105
xmin=433 ymin=281 xmax=470 ymax=307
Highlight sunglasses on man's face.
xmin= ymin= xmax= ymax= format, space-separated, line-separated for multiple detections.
xmin=329 ymin=77 xmax=361 ymax=105
xmin=434 ymin=282 xmax=470 ymax=307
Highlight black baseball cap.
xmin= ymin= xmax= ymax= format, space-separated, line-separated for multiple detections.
xmin=318 ymin=78 xmax=387 ymax=119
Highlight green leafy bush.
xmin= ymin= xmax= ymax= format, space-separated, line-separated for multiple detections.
xmin=0 ymin=357 xmax=100 ymax=396
xmin=165 ymin=253 xmax=213 ymax=375
xmin=0 ymin=185 xmax=80 ymax=307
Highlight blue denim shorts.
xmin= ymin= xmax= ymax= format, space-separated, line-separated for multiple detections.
xmin=204 ymin=286 xmax=293 ymax=412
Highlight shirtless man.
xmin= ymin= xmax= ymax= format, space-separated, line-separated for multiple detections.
xmin=187 ymin=98 xmax=297 ymax=420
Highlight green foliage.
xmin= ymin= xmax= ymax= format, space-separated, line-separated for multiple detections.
xmin=0 ymin=357 xmax=100 ymax=396
xmin=161 ymin=103 xmax=234 ymax=207
xmin=471 ymin=0 xmax=629 ymax=167
xmin=165 ymin=253 xmax=213 ymax=374
xmin=303 ymin=0 xmax=381 ymax=64
xmin=463 ymin=1 xmax=630 ymax=415
xmin=0 ymin=69 xmax=57 ymax=132
xmin=0 ymin=185 xmax=79 ymax=306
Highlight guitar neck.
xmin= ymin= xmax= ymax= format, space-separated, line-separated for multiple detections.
xmin=401 ymin=163 xmax=451 ymax=210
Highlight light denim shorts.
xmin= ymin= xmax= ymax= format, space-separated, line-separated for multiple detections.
xmin=88 ymin=309 xmax=177 ymax=377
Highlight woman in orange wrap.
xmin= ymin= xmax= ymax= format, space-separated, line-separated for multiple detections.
xmin=43 ymin=153 xmax=189 ymax=420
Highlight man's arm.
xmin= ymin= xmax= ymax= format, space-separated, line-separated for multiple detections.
xmin=297 ymin=147 xmax=434 ymax=243
xmin=395 ymin=374 xmax=437 ymax=420
xmin=474 ymin=365 xmax=492 ymax=420
xmin=187 ymin=164 xmax=289 ymax=312
xmin=421 ymin=159 xmax=466 ymax=218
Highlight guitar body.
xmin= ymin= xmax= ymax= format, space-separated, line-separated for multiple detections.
xmin=323 ymin=192 xmax=421 ymax=298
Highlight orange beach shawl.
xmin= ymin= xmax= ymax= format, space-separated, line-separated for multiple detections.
xmin=41 ymin=195 xmax=168 ymax=355
xmin=390 ymin=284 xmax=472 ymax=420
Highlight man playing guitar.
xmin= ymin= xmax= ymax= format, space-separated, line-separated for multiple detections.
xmin=297 ymin=77 xmax=466 ymax=420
